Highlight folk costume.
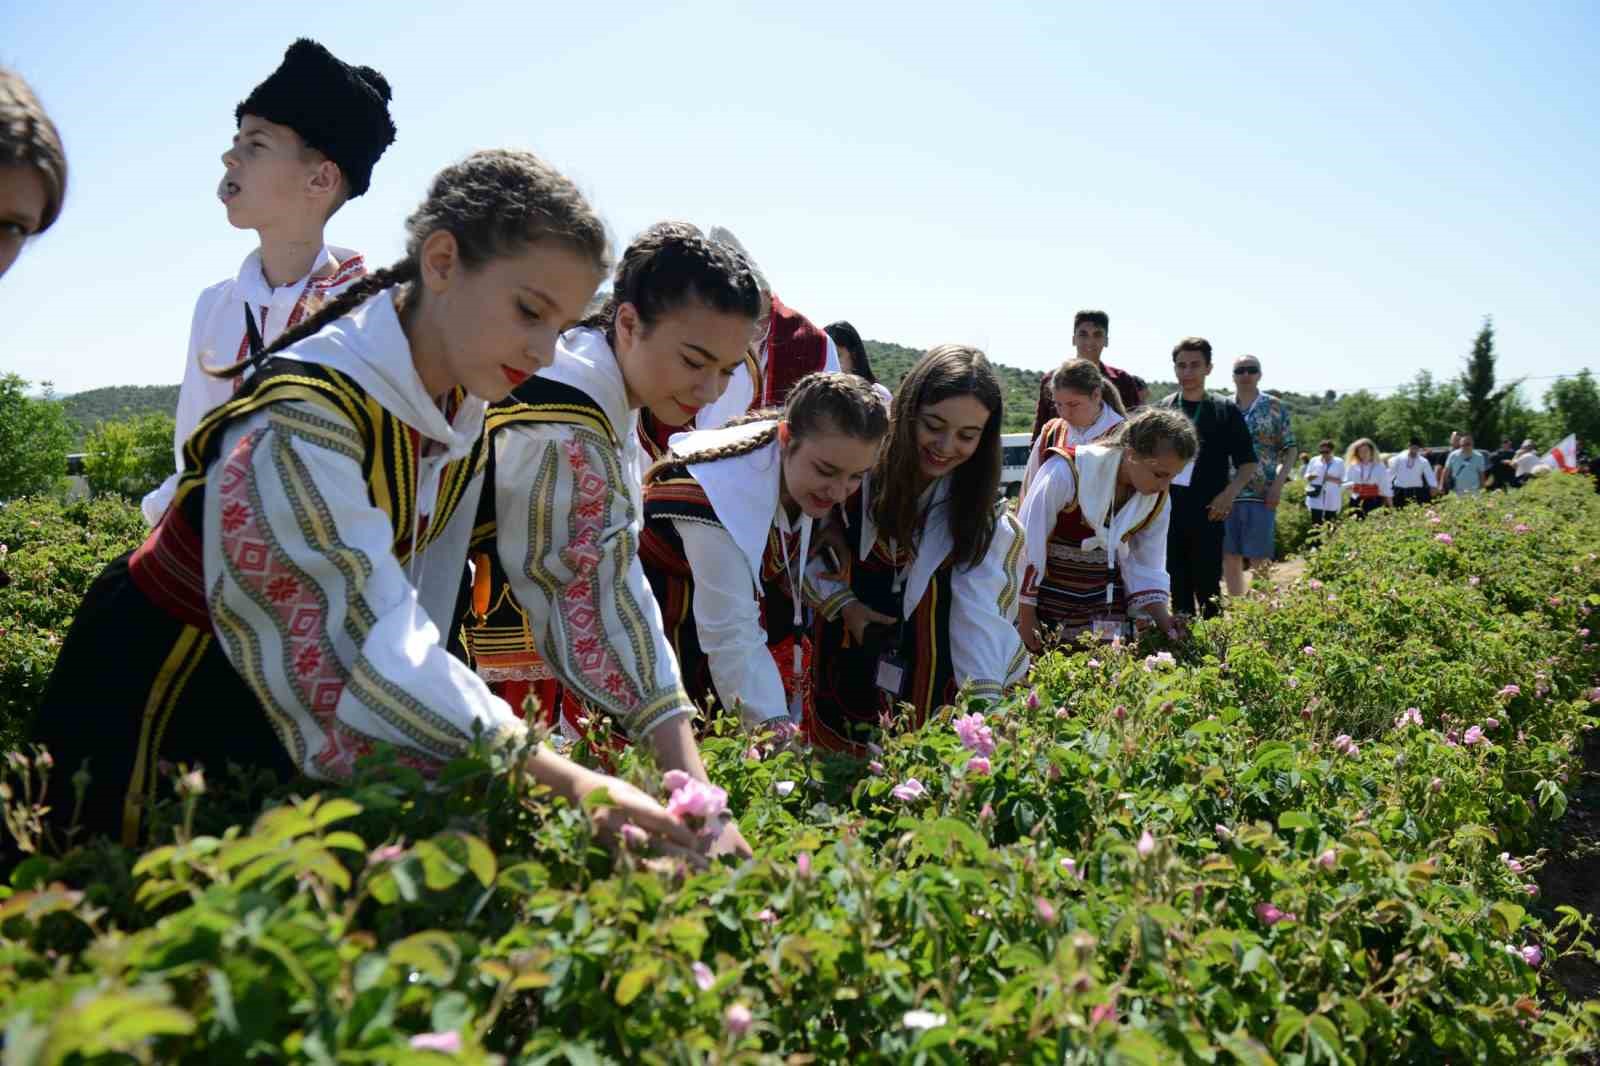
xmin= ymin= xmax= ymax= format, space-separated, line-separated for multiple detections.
xmin=454 ymin=328 xmax=695 ymax=743
xmin=34 ymin=290 xmax=520 ymax=847
xmin=1030 ymin=363 xmax=1143 ymax=441
xmin=143 ymin=39 xmax=395 ymax=527
xmin=1345 ymin=459 xmax=1392 ymax=515
xmin=694 ymin=294 xmax=839 ymax=430
xmin=803 ymin=474 xmax=1030 ymax=755
xmin=1017 ymin=441 xmax=1171 ymax=641
xmin=1021 ymin=409 xmax=1125 ymax=498
xmin=1388 ymin=450 xmax=1438 ymax=506
xmin=639 ymin=421 xmax=821 ymax=731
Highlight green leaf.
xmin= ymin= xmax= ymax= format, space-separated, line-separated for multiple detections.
xmin=1489 ymin=901 xmax=1526 ymax=938
xmin=1277 ymin=811 xmax=1317 ymax=831
xmin=310 ymin=796 xmax=363 ymax=828
xmin=388 ymin=930 xmax=461 ymax=985
xmin=1187 ymin=719 xmax=1224 ymax=736
xmin=1113 ymin=1030 xmax=1171 ymax=1065
xmin=1306 ymin=1015 xmax=1341 ymax=1059
xmin=614 ymin=960 xmax=660 ymax=1005
xmin=1270 ymin=1006 xmax=1308 ymax=1052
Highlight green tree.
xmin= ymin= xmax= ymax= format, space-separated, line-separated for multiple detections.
xmin=1543 ymin=369 xmax=1600 ymax=454
xmin=0 ymin=373 xmax=73 ymax=501
xmin=1459 ymin=317 xmax=1518 ymax=445
xmin=1302 ymin=389 xmax=1384 ymax=454
xmin=81 ymin=412 xmax=176 ymax=500
xmin=1376 ymin=370 xmax=1463 ymax=449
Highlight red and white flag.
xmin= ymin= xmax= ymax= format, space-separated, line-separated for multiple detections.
xmin=1544 ymin=434 xmax=1578 ymax=473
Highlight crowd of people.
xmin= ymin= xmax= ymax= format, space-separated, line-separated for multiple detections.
xmin=0 ymin=44 xmax=1583 ymax=865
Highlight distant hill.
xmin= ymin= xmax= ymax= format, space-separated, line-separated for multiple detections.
xmin=61 ymin=385 xmax=179 ymax=445
xmin=57 ymin=358 xmax=1342 ymax=449
xmin=863 ymin=340 xmax=1042 ymax=433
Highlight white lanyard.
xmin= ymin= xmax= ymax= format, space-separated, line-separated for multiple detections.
xmin=780 ymin=514 xmax=813 ymax=675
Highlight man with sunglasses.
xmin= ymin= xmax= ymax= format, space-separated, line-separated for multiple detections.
xmin=1222 ymin=355 xmax=1295 ymax=597
xmin=1303 ymin=439 xmax=1343 ymax=523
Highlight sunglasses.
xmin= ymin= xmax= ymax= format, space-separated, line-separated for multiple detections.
xmin=1233 ymin=366 xmax=1261 ymax=376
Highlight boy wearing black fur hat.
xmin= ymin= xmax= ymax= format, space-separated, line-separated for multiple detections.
xmin=143 ymin=39 xmax=395 ymax=525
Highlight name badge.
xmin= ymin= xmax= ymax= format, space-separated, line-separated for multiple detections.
xmin=875 ymin=654 xmax=908 ymax=697
xmin=1091 ymin=619 xmax=1122 ymax=642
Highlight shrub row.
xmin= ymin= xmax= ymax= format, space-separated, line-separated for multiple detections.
xmin=1 ymin=479 xmax=1597 ymax=1063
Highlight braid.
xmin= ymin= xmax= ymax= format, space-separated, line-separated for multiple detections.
xmin=202 ymin=260 xmax=418 ymax=380
xmin=580 ymin=221 xmax=762 ymax=348
xmin=644 ymin=412 xmax=781 ymax=485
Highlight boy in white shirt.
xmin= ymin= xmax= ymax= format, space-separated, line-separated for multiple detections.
xmin=142 ymin=39 xmax=395 ymax=525
xmin=1388 ymin=435 xmax=1438 ymax=506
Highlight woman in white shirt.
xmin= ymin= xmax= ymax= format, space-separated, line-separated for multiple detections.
xmin=1343 ymin=438 xmax=1392 ymax=515
xmin=639 ymin=374 xmax=889 ymax=730
xmin=1303 ymin=439 xmax=1344 ymax=523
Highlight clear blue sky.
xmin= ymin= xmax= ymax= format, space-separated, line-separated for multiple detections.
xmin=3 ymin=1 xmax=1596 ymax=403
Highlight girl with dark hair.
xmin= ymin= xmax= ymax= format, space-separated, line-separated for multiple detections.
xmin=32 ymin=152 xmax=702 ymax=854
xmin=825 ymin=320 xmax=895 ymax=409
xmin=0 ymin=67 xmax=68 ymax=279
xmin=1022 ymin=359 xmax=1127 ymax=495
xmin=1016 ymin=408 xmax=1196 ymax=652
xmin=804 ymin=345 xmax=1029 ymax=755
xmin=455 ymin=222 xmax=762 ymax=856
xmin=639 ymin=373 xmax=889 ymax=730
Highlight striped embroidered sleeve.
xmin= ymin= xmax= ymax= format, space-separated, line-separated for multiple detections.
xmin=202 ymin=405 xmax=526 ymax=782
xmin=950 ymin=505 xmax=1031 ymax=702
xmin=1123 ymin=498 xmax=1172 ymax=614
xmin=493 ymin=423 xmax=695 ymax=739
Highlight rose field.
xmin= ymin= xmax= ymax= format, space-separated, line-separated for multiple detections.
xmin=1 ymin=476 xmax=1598 ymax=1064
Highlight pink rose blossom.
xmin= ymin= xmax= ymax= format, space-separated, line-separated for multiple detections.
xmin=409 ymin=1031 xmax=462 ymax=1053
xmin=1579 ymin=629 xmax=1591 ymax=638
xmin=1514 ymin=523 xmax=1532 ymax=533
xmin=1318 ymin=849 xmax=1337 ymax=869
xmin=1060 ymin=856 xmax=1085 ymax=879
xmin=1255 ymin=902 xmax=1288 ymax=926
xmin=1429 ymin=776 xmax=1444 ymax=793
xmin=1521 ymin=944 xmax=1543 ymax=967
xmin=662 ymin=769 xmax=691 ymax=792
xmin=1525 ymin=883 xmax=1540 ymax=898
xmin=1090 ymin=1003 xmax=1118 ymax=1027
xmin=1035 ymin=897 xmax=1057 ymax=924
xmin=1462 ymin=726 xmax=1485 ymax=747
xmin=1113 ymin=705 xmax=1127 ymax=721
xmin=1214 ymin=823 xmax=1233 ymax=841
xmin=757 ymin=908 xmax=778 ymax=925
xmin=1302 ymin=645 xmax=1317 ymax=656
xmin=1086 ymin=658 xmax=1102 ymax=669
xmin=1395 ymin=707 xmax=1423 ymax=729
xmin=1143 ymin=651 xmax=1176 ymax=671
xmin=692 ymin=961 xmax=715 ymax=991
xmin=1333 ymin=734 xmax=1355 ymax=754
xmin=891 ymin=778 xmax=927 ymax=802
xmin=619 ymin=824 xmax=649 ymax=850
xmin=966 ymin=755 xmax=991 ymax=776
xmin=796 ymin=852 xmax=812 ymax=880
xmin=952 ymin=712 xmax=996 ymax=757
xmin=1286 ymin=677 xmax=1300 ymax=689
xmin=725 ymin=1003 xmax=753 ymax=1036
xmin=1484 ymin=717 xmax=1499 ymax=730
xmin=1136 ymin=829 xmax=1155 ymax=858
xmin=868 ymin=760 xmax=885 ymax=776
xmin=979 ymin=802 xmax=995 ymax=822
xmin=367 ymin=843 xmax=406 ymax=866
xmin=1469 ymin=575 xmax=1481 ymax=586
xmin=666 ymin=779 xmax=729 ymax=823
xmin=744 ymin=745 xmax=763 ymax=761
xmin=1435 ymin=533 xmax=1454 ymax=545
xmin=1307 ymin=578 xmax=1324 ymax=590
xmin=1055 ymin=705 xmax=1072 ymax=719
xmin=773 ymin=780 xmax=796 ymax=796
xmin=1500 ymin=852 xmax=1525 ymax=874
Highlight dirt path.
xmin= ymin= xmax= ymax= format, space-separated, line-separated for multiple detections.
xmin=1543 ymin=728 xmax=1600 ymax=1013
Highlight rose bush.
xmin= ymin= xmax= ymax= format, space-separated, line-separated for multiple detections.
xmin=1 ymin=478 xmax=1598 ymax=1062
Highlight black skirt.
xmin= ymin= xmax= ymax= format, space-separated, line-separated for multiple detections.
xmin=30 ymin=554 xmax=293 ymax=847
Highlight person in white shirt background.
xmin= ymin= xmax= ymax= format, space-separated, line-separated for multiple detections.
xmin=1388 ymin=434 xmax=1438 ymax=506
xmin=1343 ymin=437 xmax=1392 ymax=514
xmin=1302 ymin=438 xmax=1344 ymax=524
xmin=141 ymin=39 xmax=395 ymax=526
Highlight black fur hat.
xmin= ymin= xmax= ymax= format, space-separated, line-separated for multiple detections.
xmin=235 ymin=38 xmax=396 ymax=198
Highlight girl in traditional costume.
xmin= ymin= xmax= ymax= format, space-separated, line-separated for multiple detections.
xmin=803 ymin=345 xmax=1030 ymax=755
xmin=1014 ymin=408 xmax=1196 ymax=652
xmin=33 ymin=152 xmax=700 ymax=856
xmin=455 ymin=223 xmax=762 ymax=855
xmin=1023 ymin=358 xmax=1128 ymax=494
xmin=639 ymin=373 xmax=889 ymax=731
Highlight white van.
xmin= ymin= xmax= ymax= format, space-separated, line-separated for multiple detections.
xmin=1001 ymin=432 xmax=1032 ymax=498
